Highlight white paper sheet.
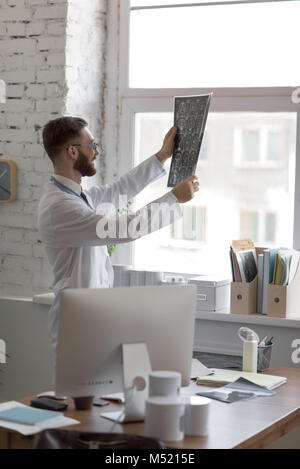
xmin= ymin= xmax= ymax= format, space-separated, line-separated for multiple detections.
xmin=0 ymin=401 xmax=80 ymax=436
xmin=190 ymin=358 xmax=213 ymax=379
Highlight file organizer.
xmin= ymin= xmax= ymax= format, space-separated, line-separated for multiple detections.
xmin=230 ymin=276 xmax=257 ymax=315
xmin=267 ymin=264 xmax=300 ymax=318
xmin=230 ymin=247 xmax=265 ymax=315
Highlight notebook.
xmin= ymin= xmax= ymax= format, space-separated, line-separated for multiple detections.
xmin=0 ymin=406 xmax=61 ymax=426
xmin=196 ymin=369 xmax=287 ymax=390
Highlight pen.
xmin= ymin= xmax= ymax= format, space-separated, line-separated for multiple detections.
xmin=259 ymin=336 xmax=268 ymax=347
xmin=266 ymin=336 xmax=274 ymax=346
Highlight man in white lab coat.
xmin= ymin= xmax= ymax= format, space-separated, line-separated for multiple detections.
xmin=38 ymin=117 xmax=199 ymax=347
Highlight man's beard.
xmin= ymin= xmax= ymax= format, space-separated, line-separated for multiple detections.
xmin=73 ymin=150 xmax=97 ymax=177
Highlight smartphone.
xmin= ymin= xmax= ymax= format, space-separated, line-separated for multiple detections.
xmin=30 ymin=397 xmax=68 ymax=412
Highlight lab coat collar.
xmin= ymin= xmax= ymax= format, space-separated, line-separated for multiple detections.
xmin=52 ymin=174 xmax=81 ymax=196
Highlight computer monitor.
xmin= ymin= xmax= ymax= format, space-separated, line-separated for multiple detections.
xmin=56 ymin=285 xmax=196 ymax=401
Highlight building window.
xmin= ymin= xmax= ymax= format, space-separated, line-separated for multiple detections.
xmin=240 ymin=210 xmax=277 ymax=245
xmin=234 ymin=124 xmax=287 ymax=167
xmin=240 ymin=211 xmax=259 ymax=243
xmin=171 ymin=206 xmax=206 ymax=242
xmin=241 ymin=129 xmax=260 ymax=163
xmin=268 ymin=131 xmax=284 ymax=162
xmin=130 ymin=110 xmax=295 ymax=274
xmin=265 ymin=212 xmax=277 ymax=243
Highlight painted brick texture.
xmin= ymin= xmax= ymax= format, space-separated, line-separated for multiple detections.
xmin=0 ymin=0 xmax=107 ymax=295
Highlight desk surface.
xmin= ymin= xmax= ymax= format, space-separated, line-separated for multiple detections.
xmin=2 ymin=367 xmax=300 ymax=450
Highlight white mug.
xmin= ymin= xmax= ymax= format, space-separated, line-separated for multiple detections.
xmin=183 ymin=396 xmax=211 ymax=436
xmin=149 ymin=371 xmax=181 ymax=398
xmin=145 ymin=397 xmax=185 ymax=441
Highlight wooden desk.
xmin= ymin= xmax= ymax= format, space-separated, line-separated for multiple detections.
xmin=1 ymin=367 xmax=300 ymax=450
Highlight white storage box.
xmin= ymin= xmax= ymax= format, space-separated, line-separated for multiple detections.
xmin=188 ymin=276 xmax=231 ymax=313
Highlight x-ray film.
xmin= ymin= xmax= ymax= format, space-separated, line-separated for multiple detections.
xmin=168 ymin=94 xmax=212 ymax=187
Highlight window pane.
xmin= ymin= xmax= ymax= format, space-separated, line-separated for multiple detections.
xmin=196 ymin=207 xmax=206 ymax=242
xmin=240 ymin=211 xmax=259 ymax=243
xmin=171 ymin=206 xmax=206 ymax=241
xmin=265 ymin=212 xmax=276 ymax=243
xmin=130 ymin=2 xmax=300 ymax=87
xmin=183 ymin=206 xmax=196 ymax=240
xmin=267 ymin=131 xmax=284 ymax=161
xmin=242 ymin=130 xmax=260 ymax=162
xmin=172 ymin=218 xmax=183 ymax=239
xmin=133 ymin=112 xmax=296 ymax=276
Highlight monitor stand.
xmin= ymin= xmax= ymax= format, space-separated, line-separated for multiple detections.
xmin=101 ymin=342 xmax=152 ymax=423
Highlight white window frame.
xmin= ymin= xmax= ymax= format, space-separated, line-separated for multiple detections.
xmin=106 ymin=0 xmax=300 ymax=267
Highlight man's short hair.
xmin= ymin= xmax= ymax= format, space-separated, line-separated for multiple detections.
xmin=43 ymin=116 xmax=88 ymax=163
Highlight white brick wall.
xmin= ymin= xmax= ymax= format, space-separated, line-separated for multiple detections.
xmin=66 ymin=0 xmax=107 ymax=191
xmin=0 ymin=0 xmax=108 ymax=295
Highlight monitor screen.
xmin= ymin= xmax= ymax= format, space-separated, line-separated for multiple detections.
xmin=56 ymin=285 xmax=196 ymax=399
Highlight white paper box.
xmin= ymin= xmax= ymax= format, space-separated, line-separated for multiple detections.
xmin=188 ymin=276 xmax=231 ymax=312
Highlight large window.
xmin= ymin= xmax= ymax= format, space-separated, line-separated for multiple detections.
xmin=132 ymin=111 xmax=296 ymax=274
xmin=111 ymin=0 xmax=300 ymax=277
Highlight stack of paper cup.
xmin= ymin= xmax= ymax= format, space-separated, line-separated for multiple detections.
xmin=145 ymin=397 xmax=185 ymax=441
xmin=145 ymin=370 xmax=211 ymax=441
xmin=146 ymin=371 xmax=183 ymax=441
xmin=149 ymin=371 xmax=181 ymax=398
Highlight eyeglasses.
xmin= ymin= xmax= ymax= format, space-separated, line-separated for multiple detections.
xmin=69 ymin=142 xmax=104 ymax=154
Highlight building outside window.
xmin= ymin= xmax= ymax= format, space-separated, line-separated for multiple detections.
xmin=171 ymin=206 xmax=206 ymax=242
xmin=240 ymin=210 xmax=277 ymax=246
xmin=107 ymin=0 xmax=300 ymax=277
xmin=234 ymin=122 xmax=288 ymax=167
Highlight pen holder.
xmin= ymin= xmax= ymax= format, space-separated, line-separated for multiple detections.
xmin=257 ymin=345 xmax=272 ymax=372
xmin=230 ymin=276 xmax=257 ymax=315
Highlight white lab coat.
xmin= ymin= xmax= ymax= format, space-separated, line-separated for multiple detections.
xmin=38 ymin=155 xmax=182 ymax=347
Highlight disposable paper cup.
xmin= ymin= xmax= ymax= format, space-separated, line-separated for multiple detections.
xmin=183 ymin=396 xmax=211 ymax=436
xmin=145 ymin=397 xmax=185 ymax=442
xmin=149 ymin=371 xmax=181 ymax=398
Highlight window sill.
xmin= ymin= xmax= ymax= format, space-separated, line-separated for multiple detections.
xmin=0 ymin=294 xmax=32 ymax=303
xmin=1 ymin=293 xmax=300 ymax=327
xmin=0 ymin=293 xmax=55 ymax=305
xmin=32 ymin=293 xmax=55 ymax=305
xmin=196 ymin=311 xmax=300 ymax=328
